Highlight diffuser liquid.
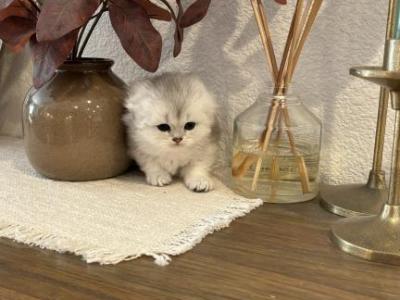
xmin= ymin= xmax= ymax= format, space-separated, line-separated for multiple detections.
xmin=231 ymin=142 xmax=320 ymax=203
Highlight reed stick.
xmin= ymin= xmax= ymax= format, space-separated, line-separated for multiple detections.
xmin=232 ymin=151 xmax=247 ymax=177
xmin=270 ymin=107 xmax=284 ymax=198
xmin=251 ymin=0 xmax=308 ymax=192
xmin=232 ymin=151 xmax=258 ymax=178
xmin=270 ymin=154 xmax=280 ymax=199
xmin=233 ymin=0 xmax=322 ymax=194
xmin=276 ymin=0 xmax=312 ymax=194
xmin=251 ymin=99 xmax=280 ymax=190
xmin=231 ymin=0 xmax=280 ymax=181
xmin=250 ymin=0 xmax=279 ymax=81
xmin=281 ymin=105 xmax=311 ymax=192
xmin=287 ymin=0 xmax=323 ymax=83
xmin=285 ymin=0 xmax=306 ymax=86
xmin=275 ymin=24 xmax=295 ymax=94
xmin=276 ymin=0 xmax=305 ymax=93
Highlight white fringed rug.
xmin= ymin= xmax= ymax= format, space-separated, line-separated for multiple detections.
xmin=0 ymin=137 xmax=262 ymax=265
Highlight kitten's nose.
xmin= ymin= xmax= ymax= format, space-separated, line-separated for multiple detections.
xmin=172 ymin=137 xmax=183 ymax=144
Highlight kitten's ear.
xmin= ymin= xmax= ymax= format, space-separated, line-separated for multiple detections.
xmin=189 ymin=75 xmax=218 ymax=114
xmin=125 ymin=79 xmax=155 ymax=112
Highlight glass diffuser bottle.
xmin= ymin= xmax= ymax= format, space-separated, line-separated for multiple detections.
xmin=239 ymin=0 xmax=324 ymax=203
xmin=231 ymin=89 xmax=321 ymax=203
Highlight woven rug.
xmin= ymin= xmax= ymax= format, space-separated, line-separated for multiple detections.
xmin=0 ymin=137 xmax=262 ymax=265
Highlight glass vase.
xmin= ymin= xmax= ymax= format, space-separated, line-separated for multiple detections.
xmin=231 ymin=89 xmax=321 ymax=203
xmin=23 ymin=59 xmax=131 ymax=181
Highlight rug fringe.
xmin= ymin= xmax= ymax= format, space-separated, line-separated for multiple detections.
xmin=0 ymin=198 xmax=262 ymax=266
xmin=151 ymin=198 xmax=263 ymax=264
xmin=0 ymin=222 xmax=139 ymax=264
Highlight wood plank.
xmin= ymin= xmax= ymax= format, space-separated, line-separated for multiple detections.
xmin=0 ymin=199 xmax=399 ymax=300
xmin=0 ymin=287 xmax=40 ymax=300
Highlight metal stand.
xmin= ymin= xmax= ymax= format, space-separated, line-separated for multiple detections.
xmin=320 ymin=183 xmax=386 ymax=217
xmin=320 ymin=89 xmax=388 ymax=217
xmin=320 ymin=0 xmax=397 ymax=217
xmin=331 ymin=65 xmax=400 ymax=265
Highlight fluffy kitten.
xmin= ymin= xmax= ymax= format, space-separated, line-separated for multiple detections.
xmin=123 ymin=73 xmax=219 ymax=192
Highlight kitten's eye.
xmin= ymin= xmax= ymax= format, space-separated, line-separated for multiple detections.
xmin=157 ymin=124 xmax=171 ymax=132
xmin=184 ymin=122 xmax=196 ymax=131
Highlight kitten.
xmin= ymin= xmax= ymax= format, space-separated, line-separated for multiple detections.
xmin=123 ymin=73 xmax=219 ymax=192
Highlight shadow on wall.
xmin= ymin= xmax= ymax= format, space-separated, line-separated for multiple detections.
xmin=182 ymin=0 xmax=387 ymax=184
xmin=309 ymin=0 xmax=388 ymax=184
xmin=0 ymin=0 xmax=384 ymax=184
xmin=0 ymin=46 xmax=32 ymax=138
xmin=183 ymin=0 xmax=281 ymax=173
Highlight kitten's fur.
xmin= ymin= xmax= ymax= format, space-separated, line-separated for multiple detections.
xmin=123 ymin=73 xmax=219 ymax=192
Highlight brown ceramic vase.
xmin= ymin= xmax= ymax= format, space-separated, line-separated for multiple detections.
xmin=23 ymin=58 xmax=131 ymax=181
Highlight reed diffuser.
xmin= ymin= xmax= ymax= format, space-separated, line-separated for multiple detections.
xmin=231 ymin=0 xmax=323 ymax=203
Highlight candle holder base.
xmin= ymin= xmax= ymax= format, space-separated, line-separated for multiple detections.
xmin=320 ymin=182 xmax=387 ymax=217
xmin=331 ymin=204 xmax=400 ymax=265
xmin=366 ymin=170 xmax=386 ymax=190
xmin=331 ymin=63 xmax=400 ymax=265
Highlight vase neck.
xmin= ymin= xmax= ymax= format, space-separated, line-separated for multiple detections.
xmin=57 ymin=58 xmax=114 ymax=72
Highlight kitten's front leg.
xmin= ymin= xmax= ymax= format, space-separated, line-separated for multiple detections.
xmin=145 ymin=165 xmax=172 ymax=187
xmin=138 ymin=157 xmax=172 ymax=187
xmin=181 ymin=163 xmax=214 ymax=193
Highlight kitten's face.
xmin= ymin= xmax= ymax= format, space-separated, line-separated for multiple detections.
xmin=150 ymin=111 xmax=209 ymax=148
xmin=134 ymin=100 xmax=214 ymax=151
xmin=124 ymin=75 xmax=217 ymax=154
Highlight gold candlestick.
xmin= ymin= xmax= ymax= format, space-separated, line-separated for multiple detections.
xmin=331 ymin=64 xmax=400 ymax=264
xmin=320 ymin=0 xmax=397 ymax=217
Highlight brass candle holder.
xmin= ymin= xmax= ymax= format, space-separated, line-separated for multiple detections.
xmin=320 ymin=0 xmax=398 ymax=217
xmin=330 ymin=40 xmax=400 ymax=264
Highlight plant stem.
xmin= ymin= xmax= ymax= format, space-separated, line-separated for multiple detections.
xmin=72 ymin=43 xmax=78 ymax=62
xmin=176 ymin=0 xmax=183 ymax=18
xmin=75 ymin=22 xmax=89 ymax=57
xmin=23 ymin=0 xmax=40 ymax=20
xmin=27 ymin=0 xmax=41 ymax=12
xmin=89 ymin=8 xmax=108 ymax=21
xmin=159 ymin=0 xmax=177 ymax=21
xmin=77 ymin=1 xmax=108 ymax=58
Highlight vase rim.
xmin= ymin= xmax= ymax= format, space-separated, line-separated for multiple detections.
xmin=57 ymin=58 xmax=114 ymax=71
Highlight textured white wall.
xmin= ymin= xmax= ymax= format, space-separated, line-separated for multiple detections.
xmin=0 ymin=0 xmax=392 ymax=185
xmin=84 ymin=0 xmax=393 ymax=185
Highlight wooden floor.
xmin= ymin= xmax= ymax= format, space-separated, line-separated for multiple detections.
xmin=0 ymin=199 xmax=399 ymax=300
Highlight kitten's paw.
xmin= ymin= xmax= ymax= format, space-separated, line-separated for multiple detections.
xmin=185 ymin=176 xmax=214 ymax=192
xmin=146 ymin=172 xmax=172 ymax=187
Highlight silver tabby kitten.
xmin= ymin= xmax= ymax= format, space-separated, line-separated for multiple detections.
xmin=123 ymin=73 xmax=219 ymax=192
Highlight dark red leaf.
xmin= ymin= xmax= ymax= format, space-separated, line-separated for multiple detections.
xmin=0 ymin=0 xmax=35 ymax=21
xmin=180 ymin=0 xmax=211 ymax=28
xmin=109 ymin=0 xmax=162 ymax=72
xmin=275 ymin=0 xmax=287 ymax=4
xmin=30 ymin=30 xmax=78 ymax=88
xmin=0 ymin=16 xmax=35 ymax=52
xmin=173 ymin=24 xmax=183 ymax=57
xmin=37 ymin=0 xmax=100 ymax=41
xmin=173 ymin=0 xmax=184 ymax=57
xmin=132 ymin=0 xmax=171 ymax=21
